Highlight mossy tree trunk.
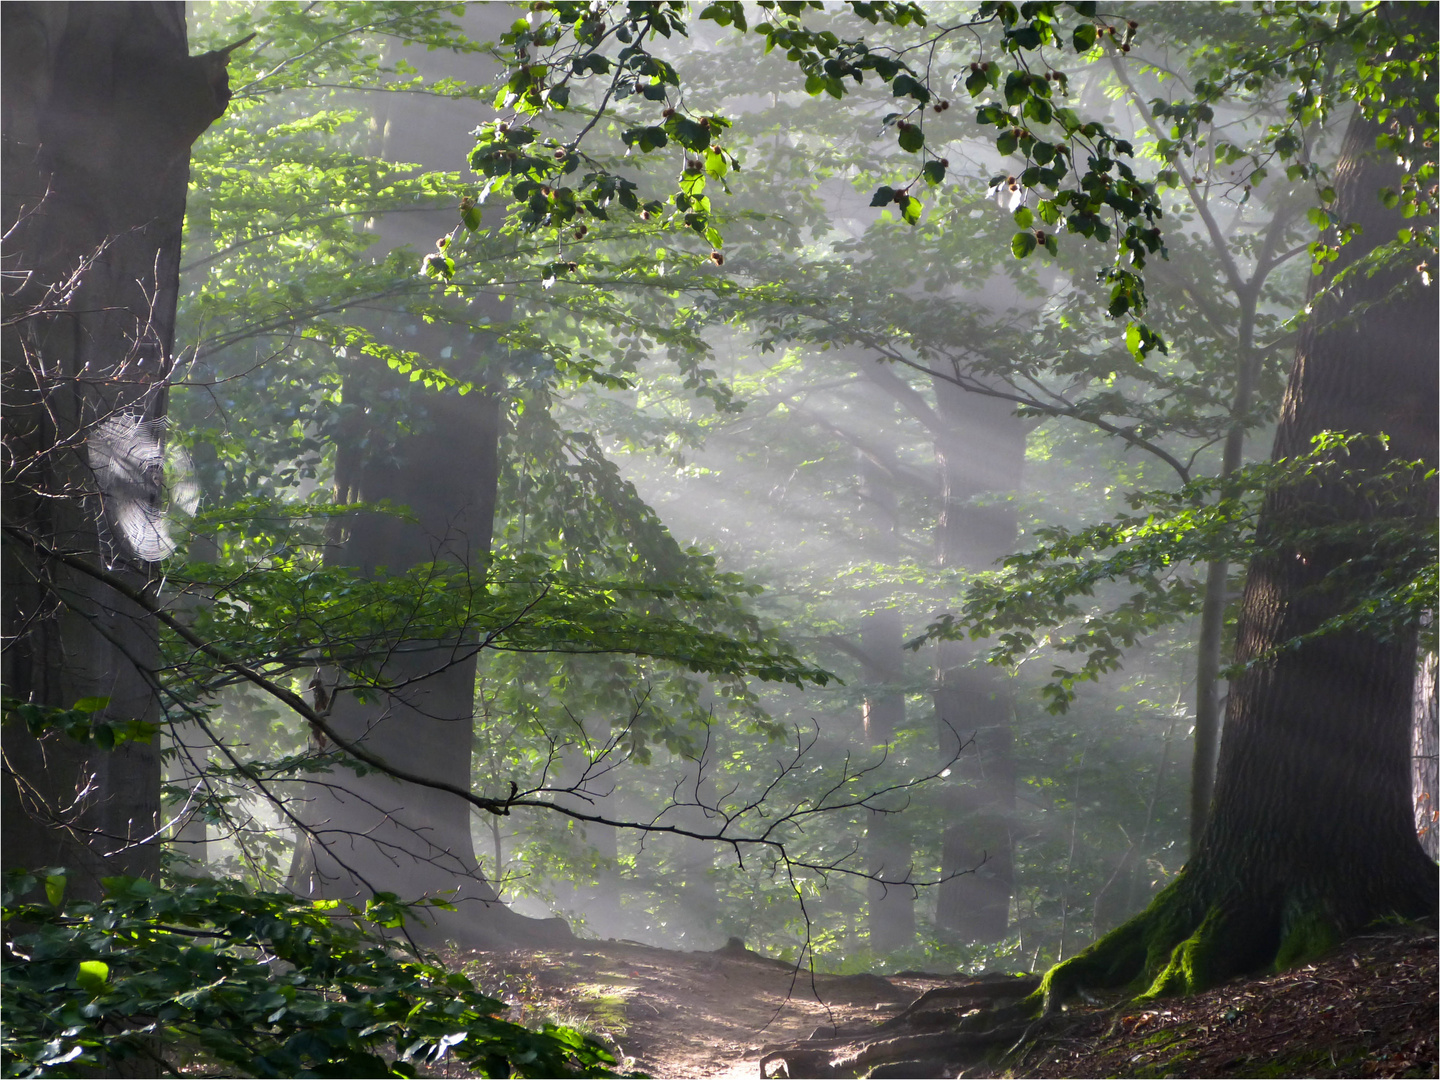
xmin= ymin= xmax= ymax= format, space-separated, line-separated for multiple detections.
xmin=1039 ymin=86 xmax=1438 ymax=1007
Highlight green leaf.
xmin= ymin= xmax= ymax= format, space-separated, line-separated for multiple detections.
xmin=704 ymin=226 xmax=724 ymax=248
xmin=997 ymin=129 xmax=1019 ymax=156
xmin=870 ymin=185 xmax=896 ymax=206
xmin=460 ymin=206 xmax=482 ymax=232
xmin=44 ymin=873 xmax=66 ymax=908
xmin=76 ymin=960 xmax=109 ymax=996
xmin=1073 ymin=23 xmax=1097 ymax=51
xmin=1037 ymin=199 xmax=1060 ymax=225
xmin=1011 ymin=231 xmax=1037 ymax=258
xmin=900 ymin=194 xmax=923 ymax=225
xmin=1125 ymin=323 xmax=1143 ymax=358
xmin=966 ymin=68 xmax=988 ymax=96
xmin=1008 ymin=24 xmax=1041 ymax=49
xmin=1307 ymin=207 xmax=1331 ymax=229
xmin=1013 ymin=206 xmax=1034 ymax=228
xmin=892 ymin=73 xmax=931 ymax=104
xmin=1004 ymin=71 xmax=1029 ymax=106
xmin=71 ymin=697 xmax=110 ymax=713
xmin=922 ymin=160 xmax=946 ymax=186
xmin=898 ymin=124 xmax=925 ymax=153
xmin=804 ymin=72 xmax=826 ymax=96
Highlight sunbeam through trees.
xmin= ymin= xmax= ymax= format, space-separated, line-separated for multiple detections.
xmin=2 ymin=2 xmax=1435 ymax=1077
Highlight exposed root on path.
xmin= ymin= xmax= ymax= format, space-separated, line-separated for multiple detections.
xmin=757 ymin=920 xmax=1437 ymax=1079
xmin=444 ymin=919 xmax=1434 ymax=1078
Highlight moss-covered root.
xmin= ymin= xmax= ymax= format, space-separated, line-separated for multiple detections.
xmin=1025 ymin=875 xmax=1347 ymax=1019
xmin=1027 ymin=879 xmax=1202 ymax=1014
xmin=1025 ymin=879 xmax=1352 ymax=1015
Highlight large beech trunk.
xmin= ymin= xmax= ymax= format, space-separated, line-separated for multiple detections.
xmin=1178 ymin=104 xmax=1438 ymax=949
xmin=1043 ymin=87 xmax=1437 ymax=1004
xmin=1 ymin=3 xmax=232 ymax=896
xmin=286 ymin=364 xmax=565 ymax=947
xmin=283 ymin=8 xmax=570 ymax=947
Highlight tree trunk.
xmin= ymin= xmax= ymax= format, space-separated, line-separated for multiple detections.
xmin=286 ymin=364 xmax=565 ymax=946
xmin=1414 ymin=652 xmax=1439 ymax=860
xmin=931 ymin=379 xmax=1024 ymax=943
xmin=2 ymin=3 xmax=233 ymax=897
xmin=860 ymin=609 xmax=916 ymax=953
xmin=1040 ymin=86 xmax=1438 ymax=1003
xmin=282 ymin=9 xmax=569 ymax=947
xmin=933 ymin=642 xmax=1017 ymax=943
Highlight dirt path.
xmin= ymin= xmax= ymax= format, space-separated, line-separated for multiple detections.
xmin=455 ymin=938 xmax=953 ymax=1078
xmin=453 ymin=923 xmax=1437 ymax=1079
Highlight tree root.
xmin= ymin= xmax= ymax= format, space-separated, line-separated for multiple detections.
xmin=1029 ymin=875 xmax=1365 ymax=1012
xmin=758 ymin=988 xmax=1044 ymax=1079
xmin=756 ymin=872 xmax=1436 ymax=1078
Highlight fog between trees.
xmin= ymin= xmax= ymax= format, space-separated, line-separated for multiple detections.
xmin=5 ymin=0 xmax=1435 ymax=1001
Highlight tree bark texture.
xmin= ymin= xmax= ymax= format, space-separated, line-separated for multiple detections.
xmin=1182 ymin=100 xmax=1439 ymax=951
xmin=931 ymin=378 xmax=1024 ymax=943
xmin=1414 ymin=652 xmax=1439 ymax=861
xmin=1043 ymin=88 xmax=1438 ymax=1005
xmin=2 ymin=3 xmax=232 ymax=896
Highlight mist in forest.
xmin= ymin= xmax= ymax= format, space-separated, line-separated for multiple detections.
xmin=161 ymin=0 xmax=1431 ymax=976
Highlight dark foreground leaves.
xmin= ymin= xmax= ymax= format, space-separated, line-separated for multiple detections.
xmin=1 ymin=872 xmax=626 ymax=1078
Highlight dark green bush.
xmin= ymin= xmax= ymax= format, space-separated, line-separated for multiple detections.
xmin=1 ymin=870 xmax=630 ymax=1078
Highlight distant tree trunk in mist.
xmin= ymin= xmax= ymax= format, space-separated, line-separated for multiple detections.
xmin=931 ymin=379 xmax=1025 ymax=943
xmin=1 ymin=3 xmax=234 ymax=897
xmin=286 ymin=13 xmax=567 ymax=946
xmin=287 ymin=363 xmax=567 ymax=946
xmin=1415 ymin=652 xmax=1439 ymax=861
xmin=853 ymin=440 xmax=916 ymax=953
xmin=860 ymin=609 xmax=915 ymax=953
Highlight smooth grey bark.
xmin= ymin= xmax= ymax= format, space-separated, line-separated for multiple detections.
xmin=2 ymin=2 xmax=234 ymax=896
xmin=285 ymin=373 xmax=537 ymax=945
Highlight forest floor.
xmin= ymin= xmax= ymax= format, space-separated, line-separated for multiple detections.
xmin=448 ymin=921 xmax=1437 ymax=1079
